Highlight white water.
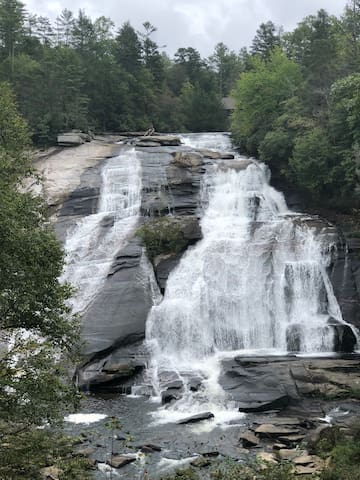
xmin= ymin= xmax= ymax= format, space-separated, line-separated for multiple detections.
xmin=145 ymin=133 xmax=350 ymax=424
xmin=60 ymin=148 xmax=141 ymax=314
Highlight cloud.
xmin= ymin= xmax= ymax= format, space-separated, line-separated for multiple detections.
xmin=23 ymin=0 xmax=346 ymax=56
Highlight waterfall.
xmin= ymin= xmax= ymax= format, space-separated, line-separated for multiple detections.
xmin=144 ymin=134 xmax=353 ymax=424
xmin=60 ymin=147 xmax=142 ymax=314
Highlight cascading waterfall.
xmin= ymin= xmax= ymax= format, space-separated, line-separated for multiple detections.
xmin=145 ymin=134 xmax=352 ymax=422
xmin=60 ymin=147 xmax=141 ymax=314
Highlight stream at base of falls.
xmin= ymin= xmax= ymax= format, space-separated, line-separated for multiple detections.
xmin=61 ymin=133 xmax=359 ymax=479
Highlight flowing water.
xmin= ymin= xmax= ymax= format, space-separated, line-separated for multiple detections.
xmin=144 ymin=133 xmax=350 ymax=424
xmin=60 ymin=147 xmax=142 ymax=314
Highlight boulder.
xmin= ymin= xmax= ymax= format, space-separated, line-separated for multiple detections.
xmin=255 ymin=424 xmax=301 ymax=437
xmin=257 ymin=452 xmax=278 ymax=464
xmin=240 ymin=431 xmax=260 ymax=447
xmin=177 ymin=412 xmax=214 ymax=424
xmin=57 ymin=132 xmax=86 ymax=146
xmin=107 ymin=455 xmax=136 ymax=469
xmin=197 ymin=149 xmax=222 ymax=159
xmin=137 ymin=135 xmax=181 ymax=146
xmin=190 ymin=456 xmax=211 ymax=468
xmin=136 ymin=141 xmax=160 ymax=147
xmin=172 ymin=152 xmax=204 ymax=168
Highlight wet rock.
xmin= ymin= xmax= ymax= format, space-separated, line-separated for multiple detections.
xmin=221 ymin=153 xmax=235 ymax=159
xmin=189 ymin=377 xmax=202 ymax=392
xmin=332 ymin=323 xmax=357 ymax=353
xmin=161 ymin=388 xmax=182 ymax=404
xmin=197 ymin=149 xmax=222 ymax=159
xmin=137 ymin=443 xmax=162 ymax=453
xmin=172 ymin=152 xmax=204 ymax=168
xmin=81 ymin=238 xmax=153 ymax=357
xmin=137 ymin=135 xmax=181 ymax=146
xmin=255 ymin=424 xmax=300 ymax=437
xmin=293 ymin=465 xmax=321 ymax=475
xmin=237 ymin=395 xmax=290 ymax=413
xmin=191 ymin=456 xmax=211 ymax=468
xmin=177 ymin=412 xmax=214 ymax=424
xmin=107 ymin=455 xmax=136 ymax=469
xmin=153 ymin=253 xmax=182 ymax=292
xmin=218 ymin=159 xmax=254 ymax=172
xmin=136 ymin=141 xmax=160 ymax=147
xmin=240 ymin=431 xmax=260 ymax=447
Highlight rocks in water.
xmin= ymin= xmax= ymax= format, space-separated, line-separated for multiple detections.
xmin=255 ymin=424 xmax=301 ymax=437
xmin=136 ymin=141 xmax=160 ymax=147
xmin=107 ymin=455 xmax=136 ymax=469
xmin=137 ymin=135 xmax=181 ymax=146
xmin=218 ymin=159 xmax=254 ymax=172
xmin=240 ymin=431 xmax=260 ymax=447
xmin=171 ymin=151 xmax=204 ymax=168
xmin=332 ymin=323 xmax=357 ymax=353
xmin=197 ymin=149 xmax=221 ymax=159
xmin=237 ymin=395 xmax=290 ymax=413
xmin=77 ymin=341 xmax=148 ymax=392
xmin=177 ymin=412 xmax=214 ymax=424
xmin=137 ymin=443 xmax=162 ymax=453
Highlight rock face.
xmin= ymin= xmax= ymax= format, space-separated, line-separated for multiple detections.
xmin=81 ymin=238 xmax=155 ymax=357
xmin=220 ymin=356 xmax=360 ymax=411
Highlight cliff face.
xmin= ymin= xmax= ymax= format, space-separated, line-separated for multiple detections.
xmin=46 ymin=137 xmax=360 ymax=392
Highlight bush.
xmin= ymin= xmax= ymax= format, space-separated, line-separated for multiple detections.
xmin=136 ymin=217 xmax=187 ymax=261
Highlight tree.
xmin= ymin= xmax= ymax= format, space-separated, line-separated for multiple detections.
xmin=251 ymin=21 xmax=281 ymax=60
xmin=0 ymin=82 xmax=83 ymax=477
xmin=115 ymin=21 xmax=142 ymax=74
xmin=0 ymin=0 xmax=26 ymax=70
xmin=231 ymin=48 xmax=302 ymax=154
xmin=209 ymin=42 xmax=243 ymax=96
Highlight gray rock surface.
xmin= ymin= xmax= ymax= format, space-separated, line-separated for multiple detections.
xmin=81 ymin=238 xmax=155 ymax=357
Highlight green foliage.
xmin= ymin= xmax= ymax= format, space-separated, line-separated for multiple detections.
xmin=159 ymin=459 xmax=297 ymax=480
xmin=231 ymin=48 xmax=302 ymax=154
xmin=289 ymin=128 xmax=335 ymax=196
xmin=137 ymin=218 xmax=187 ymax=262
xmin=317 ymin=423 xmax=360 ymax=480
xmin=0 ymin=429 xmax=93 ymax=480
xmin=0 ymin=82 xmax=83 ymax=478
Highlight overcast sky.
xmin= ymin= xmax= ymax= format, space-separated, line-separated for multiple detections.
xmin=23 ymin=0 xmax=346 ymax=56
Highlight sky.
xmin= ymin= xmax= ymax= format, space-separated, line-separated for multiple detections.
xmin=23 ymin=0 xmax=347 ymax=56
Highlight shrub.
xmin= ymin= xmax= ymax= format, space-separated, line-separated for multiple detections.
xmin=137 ymin=217 xmax=187 ymax=261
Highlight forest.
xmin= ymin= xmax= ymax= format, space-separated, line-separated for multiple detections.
xmin=1 ymin=1 xmax=360 ymax=210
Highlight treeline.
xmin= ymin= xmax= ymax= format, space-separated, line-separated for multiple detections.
xmin=231 ymin=3 xmax=360 ymax=211
xmin=0 ymin=0 xmax=248 ymax=143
